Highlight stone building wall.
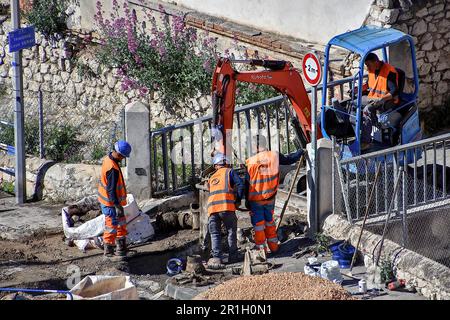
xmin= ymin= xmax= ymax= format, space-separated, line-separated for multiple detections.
xmin=364 ymin=0 xmax=449 ymax=111
xmin=0 ymin=16 xmax=211 ymax=161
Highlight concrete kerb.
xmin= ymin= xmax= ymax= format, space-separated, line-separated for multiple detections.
xmin=139 ymin=192 xmax=196 ymax=216
xmin=323 ymin=214 xmax=450 ymax=300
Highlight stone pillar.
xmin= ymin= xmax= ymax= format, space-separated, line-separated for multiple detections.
xmin=306 ymin=138 xmax=333 ymax=236
xmin=125 ymin=101 xmax=151 ymax=201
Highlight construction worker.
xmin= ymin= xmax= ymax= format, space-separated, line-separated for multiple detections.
xmin=207 ymin=153 xmax=244 ymax=268
xmin=98 ymin=140 xmax=132 ymax=259
xmin=245 ymin=134 xmax=303 ymax=253
xmin=360 ymin=53 xmax=399 ymax=145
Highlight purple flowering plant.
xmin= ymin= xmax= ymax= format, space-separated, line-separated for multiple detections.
xmin=94 ymin=0 xmax=218 ymax=107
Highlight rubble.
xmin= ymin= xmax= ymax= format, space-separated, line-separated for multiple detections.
xmin=194 ymin=272 xmax=356 ymax=300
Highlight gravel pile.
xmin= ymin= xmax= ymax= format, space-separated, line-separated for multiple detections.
xmin=194 ymin=272 xmax=355 ymax=300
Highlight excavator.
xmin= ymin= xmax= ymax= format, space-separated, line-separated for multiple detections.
xmin=210 ymin=58 xmax=320 ymax=157
xmin=210 ymin=26 xmax=422 ymax=171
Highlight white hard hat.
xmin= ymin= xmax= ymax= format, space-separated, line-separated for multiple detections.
xmin=213 ymin=153 xmax=229 ymax=165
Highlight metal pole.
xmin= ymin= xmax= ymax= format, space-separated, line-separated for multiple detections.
xmin=11 ymin=0 xmax=26 ymax=204
xmin=311 ymin=85 xmax=318 ymax=232
xmin=402 ymin=167 xmax=408 ymax=247
xmin=38 ymin=89 xmax=44 ymax=159
xmin=375 ymin=168 xmax=403 ymax=268
xmin=331 ymin=136 xmax=335 ymax=215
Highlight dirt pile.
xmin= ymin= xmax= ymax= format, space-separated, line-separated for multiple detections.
xmin=194 ymin=272 xmax=356 ymax=300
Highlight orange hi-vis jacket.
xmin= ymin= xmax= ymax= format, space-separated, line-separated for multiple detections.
xmin=207 ymin=167 xmax=236 ymax=215
xmin=98 ymin=156 xmax=127 ymax=207
xmin=368 ymin=62 xmax=399 ymax=104
xmin=246 ymin=150 xmax=280 ymax=202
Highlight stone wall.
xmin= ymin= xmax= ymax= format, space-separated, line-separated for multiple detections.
xmin=364 ymin=0 xmax=450 ymax=111
xmin=0 ymin=152 xmax=100 ymax=202
xmin=323 ymin=214 xmax=450 ymax=300
xmin=0 ymin=14 xmax=212 ymax=161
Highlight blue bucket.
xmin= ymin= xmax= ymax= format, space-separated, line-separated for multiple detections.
xmin=338 ymin=243 xmax=355 ymax=257
xmin=328 ymin=240 xmax=345 ymax=253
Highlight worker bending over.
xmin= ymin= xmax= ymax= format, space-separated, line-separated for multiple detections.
xmin=98 ymin=140 xmax=132 ymax=259
xmin=245 ymin=135 xmax=303 ymax=253
xmin=207 ymin=153 xmax=244 ymax=269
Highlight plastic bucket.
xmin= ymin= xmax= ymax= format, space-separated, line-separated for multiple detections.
xmin=338 ymin=243 xmax=355 ymax=257
xmin=328 ymin=240 xmax=345 ymax=253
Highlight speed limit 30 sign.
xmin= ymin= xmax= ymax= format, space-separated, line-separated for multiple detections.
xmin=302 ymin=52 xmax=322 ymax=86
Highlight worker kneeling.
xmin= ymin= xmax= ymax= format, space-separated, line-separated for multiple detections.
xmin=246 ymin=135 xmax=303 ymax=253
xmin=207 ymin=153 xmax=244 ymax=269
xmin=98 ymin=140 xmax=132 ymax=260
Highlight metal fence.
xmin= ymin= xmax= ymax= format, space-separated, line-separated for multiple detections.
xmin=0 ymin=89 xmax=125 ymax=164
xmin=149 ymin=75 xmax=358 ymax=196
xmin=332 ymin=133 xmax=450 ymax=268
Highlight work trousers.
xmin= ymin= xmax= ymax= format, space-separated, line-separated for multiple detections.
xmin=101 ymin=204 xmax=127 ymax=245
xmin=208 ymin=211 xmax=238 ymax=259
xmin=248 ymin=200 xmax=279 ymax=253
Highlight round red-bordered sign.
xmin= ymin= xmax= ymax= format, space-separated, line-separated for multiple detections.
xmin=302 ymin=52 xmax=322 ymax=86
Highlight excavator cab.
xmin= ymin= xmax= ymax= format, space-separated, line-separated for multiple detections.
xmin=320 ymin=26 xmax=422 ymax=161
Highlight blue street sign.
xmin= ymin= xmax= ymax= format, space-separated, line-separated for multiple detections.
xmin=8 ymin=26 xmax=36 ymax=53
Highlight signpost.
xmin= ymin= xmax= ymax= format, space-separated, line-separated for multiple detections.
xmin=302 ymin=51 xmax=322 ymax=233
xmin=8 ymin=25 xmax=36 ymax=52
xmin=9 ymin=0 xmax=35 ymax=204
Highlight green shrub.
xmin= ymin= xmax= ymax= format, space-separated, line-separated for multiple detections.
xmin=95 ymin=1 xmax=218 ymax=109
xmin=45 ymin=124 xmax=81 ymax=162
xmin=0 ymin=180 xmax=14 ymax=194
xmin=25 ymin=0 xmax=68 ymax=37
xmin=0 ymin=118 xmax=81 ymax=162
xmin=91 ymin=144 xmax=107 ymax=161
xmin=314 ymin=232 xmax=332 ymax=253
xmin=379 ymin=260 xmax=395 ymax=283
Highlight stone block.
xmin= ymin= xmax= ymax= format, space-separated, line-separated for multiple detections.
xmin=421 ymin=40 xmax=433 ymax=51
xmin=434 ymin=39 xmax=446 ymax=50
xmin=398 ymin=0 xmax=413 ymax=10
xmin=427 ymin=51 xmax=441 ymax=63
xmin=379 ymin=8 xmax=400 ymax=24
xmin=436 ymin=56 xmax=450 ymax=71
xmin=428 ymin=23 xmax=437 ymax=33
xmin=398 ymin=11 xmax=413 ymax=21
xmin=436 ymin=82 xmax=448 ymax=94
xmin=428 ymin=4 xmax=445 ymax=15
xmin=415 ymin=7 xmax=428 ymax=18
xmin=443 ymin=70 xmax=450 ymax=80
xmin=107 ymin=73 xmax=117 ymax=89
xmin=40 ymin=63 xmax=50 ymax=74
xmin=412 ymin=19 xmax=427 ymax=36
xmin=396 ymin=23 xmax=408 ymax=34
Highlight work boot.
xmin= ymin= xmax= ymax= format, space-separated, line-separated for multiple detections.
xmin=103 ymin=244 xmax=115 ymax=258
xmin=207 ymin=257 xmax=225 ymax=270
xmin=115 ymin=237 xmax=127 ymax=257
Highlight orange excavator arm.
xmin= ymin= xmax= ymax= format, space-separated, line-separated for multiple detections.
xmin=211 ymin=58 xmax=321 ymax=155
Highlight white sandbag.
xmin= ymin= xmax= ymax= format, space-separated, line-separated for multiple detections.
xmin=320 ymin=260 xmax=343 ymax=284
xmin=69 ymin=276 xmax=138 ymax=300
xmin=62 ymin=194 xmax=154 ymax=251
xmin=126 ymin=212 xmax=154 ymax=244
xmin=124 ymin=194 xmax=140 ymax=221
xmin=62 ymin=208 xmax=105 ymax=240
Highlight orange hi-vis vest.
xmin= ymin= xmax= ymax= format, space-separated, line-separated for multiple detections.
xmin=368 ymin=62 xmax=399 ymax=104
xmin=246 ymin=150 xmax=279 ymax=202
xmin=207 ymin=167 xmax=236 ymax=215
xmin=98 ymin=155 xmax=127 ymax=207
